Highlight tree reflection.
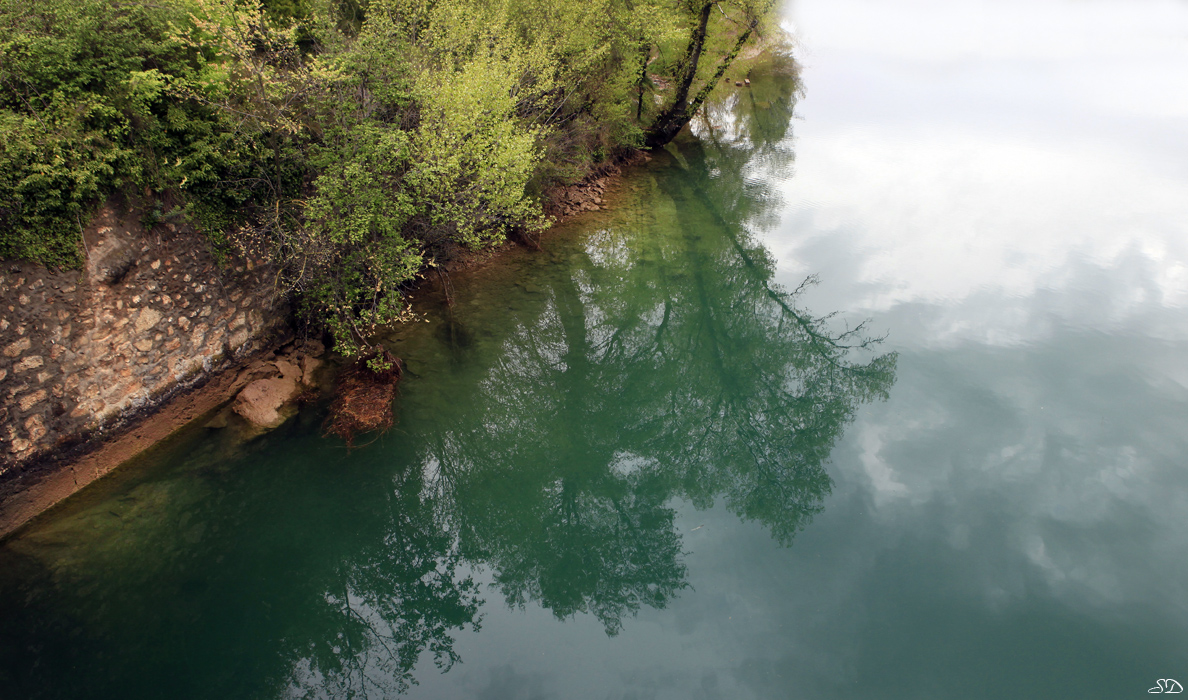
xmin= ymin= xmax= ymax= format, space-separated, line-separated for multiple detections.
xmin=286 ymin=472 xmax=483 ymax=696
xmin=0 ymin=60 xmax=896 ymax=698
xmin=413 ymin=60 xmax=896 ymax=634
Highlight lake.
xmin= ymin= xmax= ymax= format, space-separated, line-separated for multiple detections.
xmin=2 ymin=0 xmax=1187 ymax=697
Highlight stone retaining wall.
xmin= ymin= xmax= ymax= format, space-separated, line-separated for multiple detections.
xmin=0 ymin=201 xmax=290 ymax=480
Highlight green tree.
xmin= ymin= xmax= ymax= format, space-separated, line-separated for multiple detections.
xmin=0 ymin=0 xmax=789 ymax=356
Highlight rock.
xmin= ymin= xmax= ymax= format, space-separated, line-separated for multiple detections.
xmin=232 ymin=375 xmax=300 ymax=428
xmin=24 ymin=414 xmax=46 ymax=441
xmin=134 ymin=338 xmax=154 ymax=352
xmin=275 ymin=357 xmax=301 ymax=381
xmin=134 ymin=307 xmax=162 ymax=334
xmin=228 ymin=328 xmax=250 ymax=351
xmin=18 ymin=390 xmax=47 ymax=412
xmin=86 ymin=214 xmax=140 ymax=285
xmin=300 ymin=354 xmax=323 ymax=386
xmin=4 ymin=337 xmax=31 ymax=357
xmin=14 ymin=355 xmax=44 ymax=373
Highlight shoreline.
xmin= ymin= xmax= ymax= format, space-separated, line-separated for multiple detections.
xmin=0 ymin=152 xmax=643 ymax=542
xmin=0 ymin=362 xmax=259 ymax=539
xmin=0 ymin=41 xmax=790 ymax=540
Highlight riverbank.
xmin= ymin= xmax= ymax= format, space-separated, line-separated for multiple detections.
xmin=0 ymin=152 xmax=643 ymax=540
xmin=0 ymin=196 xmax=296 ymax=536
xmin=0 ymin=39 xmax=788 ymax=538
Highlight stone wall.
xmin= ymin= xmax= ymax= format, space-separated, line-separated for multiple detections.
xmin=0 ymin=201 xmax=290 ymax=479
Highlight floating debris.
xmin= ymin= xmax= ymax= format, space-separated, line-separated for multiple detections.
xmin=323 ymin=348 xmax=403 ymax=448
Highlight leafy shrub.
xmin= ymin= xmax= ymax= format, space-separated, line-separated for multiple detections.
xmin=0 ymin=0 xmax=781 ymax=353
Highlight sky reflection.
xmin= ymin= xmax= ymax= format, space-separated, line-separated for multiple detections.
xmin=398 ymin=5 xmax=1188 ymax=694
xmin=401 ymin=3 xmax=1188 ymax=697
xmin=774 ymin=0 xmax=1188 ymax=336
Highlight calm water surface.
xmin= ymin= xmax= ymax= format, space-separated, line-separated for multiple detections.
xmin=3 ymin=1 xmax=1188 ymax=698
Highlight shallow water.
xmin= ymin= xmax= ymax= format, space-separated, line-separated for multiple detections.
xmin=3 ymin=1 xmax=1188 ymax=698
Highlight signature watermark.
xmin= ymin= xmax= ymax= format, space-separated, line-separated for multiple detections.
xmin=1149 ymin=679 xmax=1183 ymax=694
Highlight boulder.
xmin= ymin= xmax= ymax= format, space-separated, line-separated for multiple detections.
xmin=274 ymin=357 xmax=301 ymax=381
xmin=232 ymin=375 xmax=299 ymax=429
xmin=300 ymin=354 xmax=323 ymax=386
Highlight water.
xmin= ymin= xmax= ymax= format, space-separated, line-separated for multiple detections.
xmin=3 ymin=1 xmax=1188 ymax=697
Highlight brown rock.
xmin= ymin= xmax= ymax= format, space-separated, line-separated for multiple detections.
xmin=134 ymin=307 xmax=162 ymax=334
xmin=4 ymin=337 xmax=31 ymax=357
xmin=232 ymin=375 xmax=300 ymax=428
xmin=300 ymin=354 xmax=323 ymax=386
xmin=24 ymin=414 xmax=47 ymax=441
xmin=228 ymin=328 xmax=250 ymax=351
xmin=303 ymin=339 xmax=326 ymax=358
xmin=18 ymin=389 xmax=47 ymax=411
xmin=275 ymin=358 xmax=301 ymax=381
xmin=14 ymin=355 xmax=44 ymax=373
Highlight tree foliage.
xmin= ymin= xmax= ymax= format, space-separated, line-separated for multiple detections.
xmin=0 ymin=0 xmax=785 ymax=353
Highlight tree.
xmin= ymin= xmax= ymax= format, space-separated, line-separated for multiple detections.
xmin=645 ymin=0 xmax=778 ymax=147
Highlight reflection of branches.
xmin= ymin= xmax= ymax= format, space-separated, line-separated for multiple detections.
xmin=280 ymin=477 xmax=483 ymax=699
xmin=410 ymin=162 xmax=896 ymax=636
xmin=308 ymin=65 xmax=897 ymax=670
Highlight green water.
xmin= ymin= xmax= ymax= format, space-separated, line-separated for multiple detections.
xmin=5 ymin=2 xmax=1188 ymax=697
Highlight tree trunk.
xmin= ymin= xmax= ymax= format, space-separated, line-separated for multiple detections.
xmin=636 ymin=42 xmax=651 ymax=121
xmin=644 ymin=9 xmax=757 ymax=150
xmin=644 ymin=2 xmax=713 ymax=148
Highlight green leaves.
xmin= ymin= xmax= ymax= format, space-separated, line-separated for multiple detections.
xmin=409 ymin=49 xmax=548 ymax=246
xmin=0 ymin=0 xmax=783 ymax=355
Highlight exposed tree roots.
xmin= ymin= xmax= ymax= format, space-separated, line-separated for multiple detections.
xmin=323 ymin=348 xmax=403 ymax=448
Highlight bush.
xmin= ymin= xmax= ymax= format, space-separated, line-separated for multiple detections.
xmin=0 ymin=0 xmax=780 ymax=354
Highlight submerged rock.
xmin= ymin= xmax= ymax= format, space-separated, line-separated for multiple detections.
xmin=229 ymin=345 xmax=323 ymax=429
